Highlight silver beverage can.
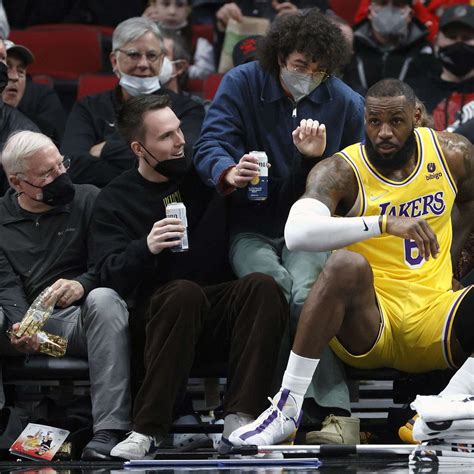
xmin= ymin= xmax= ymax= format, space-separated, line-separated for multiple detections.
xmin=165 ymin=202 xmax=189 ymax=252
xmin=247 ymin=151 xmax=268 ymax=201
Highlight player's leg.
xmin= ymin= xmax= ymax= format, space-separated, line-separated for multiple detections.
xmin=229 ymin=250 xmax=383 ymax=446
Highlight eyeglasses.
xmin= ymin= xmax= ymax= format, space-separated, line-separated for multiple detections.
xmin=116 ymin=49 xmax=164 ymax=63
xmin=287 ymin=65 xmax=329 ymax=83
xmin=22 ymin=158 xmax=71 ymax=184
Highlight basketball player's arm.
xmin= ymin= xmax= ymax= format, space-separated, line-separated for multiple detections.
xmin=438 ymin=131 xmax=474 ymax=264
xmin=285 ymin=154 xmax=440 ymax=258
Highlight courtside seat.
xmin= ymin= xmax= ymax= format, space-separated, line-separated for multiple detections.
xmin=346 ymin=366 xmax=455 ymax=405
xmin=3 ymin=356 xmax=89 ymax=382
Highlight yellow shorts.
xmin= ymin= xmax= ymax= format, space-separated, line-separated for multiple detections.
xmin=329 ymin=285 xmax=473 ymax=373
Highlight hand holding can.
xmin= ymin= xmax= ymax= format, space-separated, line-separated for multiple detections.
xmin=165 ymin=202 xmax=189 ymax=252
xmin=247 ymin=151 xmax=268 ymax=201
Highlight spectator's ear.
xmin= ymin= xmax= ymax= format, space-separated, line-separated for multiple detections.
xmin=130 ymin=141 xmax=144 ymax=159
xmin=110 ymin=51 xmax=119 ymax=74
xmin=8 ymin=173 xmax=22 ymax=191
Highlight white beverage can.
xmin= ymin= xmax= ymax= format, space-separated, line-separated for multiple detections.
xmin=165 ymin=202 xmax=189 ymax=252
xmin=247 ymin=151 xmax=268 ymax=201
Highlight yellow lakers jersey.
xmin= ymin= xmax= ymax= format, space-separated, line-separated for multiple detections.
xmin=338 ymin=127 xmax=457 ymax=307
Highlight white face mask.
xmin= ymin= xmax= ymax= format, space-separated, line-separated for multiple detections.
xmin=119 ymin=73 xmax=161 ymax=96
xmin=158 ymin=56 xmax=174 ymax=85
xmin=280 ymin=67 xmax=322 ymax=102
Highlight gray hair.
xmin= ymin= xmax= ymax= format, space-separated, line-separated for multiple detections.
xmin=112 ymin=17 xmax=163 ymax=52
xmin=2 ymin=130 xmax=54 ymax=176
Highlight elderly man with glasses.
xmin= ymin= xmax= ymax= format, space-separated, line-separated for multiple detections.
xmin=61 ymin=16 xmax=204 ymax=188
xmin=0 ymin=130 xmax=131 ymax=460
xmin=194 ymin=8 xmax=365 ymax=445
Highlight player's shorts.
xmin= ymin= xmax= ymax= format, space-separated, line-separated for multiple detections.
xmin=329 ymin=285 xmax=473 ymax=373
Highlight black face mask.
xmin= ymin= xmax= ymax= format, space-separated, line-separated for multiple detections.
xmin=24 ymin=172 xmax=76 ymax=206
xmin=439 ymin=42 xmax=474 ymax=78
xmin=139 ymin=142 xmax=189 ymax=181
xmin=0 ymin=62 xmax=8 ymax=94
xmin=365 ymin=128 xmax=417 ymax=171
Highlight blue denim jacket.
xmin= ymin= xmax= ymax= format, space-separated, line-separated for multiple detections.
xmin=193 ymin=61 xmax=365 ymax=237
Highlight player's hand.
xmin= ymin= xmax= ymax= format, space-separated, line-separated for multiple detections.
xmin=292 ymin=119 xmax=326 ymax=158
xmin=9 ymin=322 xmax=40 ymax=353
xmin=44 ymin=279 xmax=85 ymax=308
xmin=147 ymin=217 xmax=185 ymax=254
xmin=225 ymin=154 xmax=260 ymax=188
xmin=216 ymin=3 xmax=242 ymax=30
xmin=386 ymin=216 xmax=440 ymax=260
xmin=273 ymin=1 xmax=299 ymax=17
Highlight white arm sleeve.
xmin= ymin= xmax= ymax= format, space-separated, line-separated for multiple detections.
xmin=284 ymin=198 xmax=382 ymax=252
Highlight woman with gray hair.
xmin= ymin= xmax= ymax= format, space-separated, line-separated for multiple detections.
xmin=60 ymin=16 xmax=204 ymax=188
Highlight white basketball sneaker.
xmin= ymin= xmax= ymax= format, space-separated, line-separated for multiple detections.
xmin=229 ymin=389 xmax=302 ymax=447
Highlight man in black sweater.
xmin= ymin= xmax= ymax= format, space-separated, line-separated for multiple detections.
xmin=60 ymin=16 xmax=204 ymax=187
xmin=91 ymin=94 xmax=288 ymax=460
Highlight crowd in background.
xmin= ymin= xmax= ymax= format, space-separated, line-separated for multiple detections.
xmin=0 ymin=0 xmax=473 ymax=461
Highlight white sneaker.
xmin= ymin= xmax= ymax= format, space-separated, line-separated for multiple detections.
xmin=229 ymin=389 xmax=302 ymax=447
xmin=168 ymin=415 xmax=211 ymax=451
xmin=110 ymin=431 xmax=154 ymax=460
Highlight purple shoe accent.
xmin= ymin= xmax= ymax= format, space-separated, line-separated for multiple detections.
xmin=277 ymin=389 xmax=290 ymax=410
xmin=295 ymin=409 xmax=303 ymax=429
xmin=238 ymin=390 xmax=294 ymax=442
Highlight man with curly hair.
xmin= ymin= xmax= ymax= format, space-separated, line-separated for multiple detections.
xmin=194 ymin=8 xmax=365 ymax=445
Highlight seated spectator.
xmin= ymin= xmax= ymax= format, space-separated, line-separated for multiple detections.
xmin=143 ymin=0 xmax=215 ymax=80
xmin=344 ymin=0 xmax=435 ymax=94
xmin=412 ymin=5 xmax=474 ymax=141
xmin=0 ymin=130 xmax=131 ymax=460
xmin=3 ymin=40 xmax=66 ymax=146
xmin=61 ymin=17 xmax=204 ymax=188
xmin=215 ymin=0 xmax=328 ymax=31
xmin=161 ymin=30 xmax=191 ymax=93
xmin=0 ymin=38 xmax=39 ymax=196
xmin=229 ymin=78 xmax=474 ymax=449
xmin=90 ymin=94 xmax=289 ymax=459
xmin=194 ymin=8 xmax=365 ymax=444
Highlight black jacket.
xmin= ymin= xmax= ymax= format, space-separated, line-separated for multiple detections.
xmin=344 ymin=18 xmax=435 ymax=94
xmin=0 ymin=185 xmax=99 ymax=324
xmin=61 ymin=86 xmax=205 ymax=187
xmin=91 ymin=168 xmax=232 ymax=308
xmin=0 ymin=101 xmax=39 ymax=195
xmin=19 ymin=80 xmax=66 ymax=146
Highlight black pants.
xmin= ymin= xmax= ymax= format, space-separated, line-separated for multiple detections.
xmin=132 ymin=273 xmax=288 ymax=436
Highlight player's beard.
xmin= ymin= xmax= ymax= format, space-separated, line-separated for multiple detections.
xmin=365 ymin=128 xmax=417 ymax=171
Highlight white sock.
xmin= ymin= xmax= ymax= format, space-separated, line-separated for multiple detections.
xmin=281 ymin=351 xmax=320 ymax=413
xmin=440 ymin=357 xmax=474 ymax=396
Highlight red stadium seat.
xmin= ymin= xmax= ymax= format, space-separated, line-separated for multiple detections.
xmin=77 ymin=73 xmax=118 ymax=100
xmin=202 ymin=73 xmax=223 ymax=101
xmin=9 ymin=29 xmax=103 ymax=80
xmin=191 ymin=23 xmax=215 ymax=49
xmin=26 ymin=23 xmax=114 ymax=37
xmin=30 ymin=74 xmax=54 ymax=88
